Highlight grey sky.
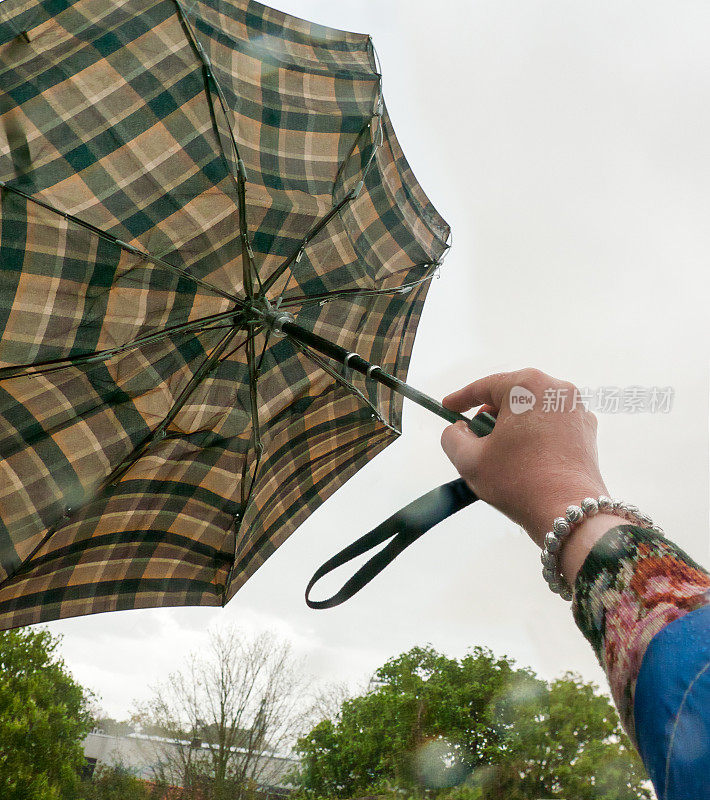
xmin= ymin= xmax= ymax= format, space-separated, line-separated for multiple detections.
xmin=44 ymin=0 xmax=710 ymax=719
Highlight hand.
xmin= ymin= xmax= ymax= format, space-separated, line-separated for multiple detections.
xmin=441 ymin=368 xmax=621 ymax=585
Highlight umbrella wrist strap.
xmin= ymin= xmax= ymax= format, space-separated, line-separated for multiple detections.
xmin=305 ymin=478 xmax=477 ymax=609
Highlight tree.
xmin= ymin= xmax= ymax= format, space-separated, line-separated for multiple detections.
xmin=293 ymin=645 xmax=651 ymax=800
xmin=135 ymin=627 xmax=306 ymax=800
xmin=305 ymin=680 xmax=355 ymax=729
xmin=0 ymin=627 xmax=92 ymax=800
xmin=82 ymin=764 xmax=153 ymax=800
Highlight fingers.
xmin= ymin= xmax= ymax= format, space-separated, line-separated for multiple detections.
xmin=440 ymin=421 xmax=485 ymax=479
xmin=442 ymin=376 xmax=503 ymax=413
xmin=442 ymin=368 xmax=554 ymax=414
xmin=441 ymin=368 xmax=606 ymax=541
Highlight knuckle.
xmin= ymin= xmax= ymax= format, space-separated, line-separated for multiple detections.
xmin=519 ymin=366 xmax=541 ymax=379
xmin=440 ymin=425 xmax=455 ymax=452
xmin=487 ymin=371 xmax=511 ymax=388
xmin=440 ymin=423 xmax=467 ymax=462
xmin=517 ymin=367 xmax=547 ymax=388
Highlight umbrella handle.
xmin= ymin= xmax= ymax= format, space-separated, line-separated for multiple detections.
xmin=305 ymin=409 xmax=494 ymax=609
xmin=269 ymin=315 xmax=497 ymax=437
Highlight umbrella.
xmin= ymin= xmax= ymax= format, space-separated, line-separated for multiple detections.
xmin=0 ymin=0 xmax=493 ymax=630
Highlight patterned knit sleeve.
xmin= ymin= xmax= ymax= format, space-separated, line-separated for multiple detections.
xmin=572 ymin=525 xmax=710 ymax=745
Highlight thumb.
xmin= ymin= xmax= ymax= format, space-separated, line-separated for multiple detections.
xmin=440 ymin=420 xmax=485 ymax=477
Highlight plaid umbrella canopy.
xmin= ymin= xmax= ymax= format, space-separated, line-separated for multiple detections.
xmin=0 ymin=0 xmax=491 ymax=630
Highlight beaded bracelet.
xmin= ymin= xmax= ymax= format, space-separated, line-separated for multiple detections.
xmin=540 ymin=495 xmax=664 ymax=601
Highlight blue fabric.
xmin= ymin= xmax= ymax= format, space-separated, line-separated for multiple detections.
xmin=634 ymin=604 xmax=710 ymax=800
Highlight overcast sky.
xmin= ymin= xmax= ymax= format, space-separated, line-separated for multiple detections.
xmin=40 ymin=0 xmax=710 ymax=720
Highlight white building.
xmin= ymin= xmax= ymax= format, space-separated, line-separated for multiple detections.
xmin=83 ymin=730 xmax=297 ymax=797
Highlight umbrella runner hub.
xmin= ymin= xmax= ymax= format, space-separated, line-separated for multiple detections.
xmin=257 ymin=306 xmax=495 ymax=437
xmin=261 ymin=309 xmax=295 ymax=337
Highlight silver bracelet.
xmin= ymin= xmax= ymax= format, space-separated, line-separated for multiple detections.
xmin=540 ymin=495 xmax=664 ymax=602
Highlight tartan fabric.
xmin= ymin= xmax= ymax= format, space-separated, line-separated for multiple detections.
xmin=0 ymin=0 xmax=450 ymax=628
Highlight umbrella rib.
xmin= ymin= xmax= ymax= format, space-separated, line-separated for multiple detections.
xmin=0 ymin=309 xmax=243 ymax=381
xmin=222 ymin=333 xmax=400 ymax=597
xmin=102 ymin=326 xmax=242 ymax=487
xmin=173 ymin=0 xmax=389 ymax=307
xmin=220 ymin=323 xmax=263 ymax=363
xmin=172 ymin=0 xmax=261 ymax=300
xmin=259 ymin=190 xmax=359 ymax=297
xmin=0 ymin=327 xmax=244 ymax=591
xmin=0 ymin=181 xmax=242 ymax=305
xmin=223 ymin=325 xmax=270 ymax=597
xmin=290 ymin=339 xmax=399 ymax=435
xmin=260 ymin=109 xmax=385 ymax=300
xmin=261 ymin=62 xmax=385 ymax=300
xmin=239 ymin=326 xmax=268 ymax=511
xmin=246 ymin=332 xmax=262 ymax=492
xmin=276 ymin=263 xmax=440 ymax=310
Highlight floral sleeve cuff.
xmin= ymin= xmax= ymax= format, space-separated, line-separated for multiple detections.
xmin=572 ymin=525 xmax=710 ymax=744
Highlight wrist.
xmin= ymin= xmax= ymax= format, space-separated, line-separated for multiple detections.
xmin=539 ymin=497 xmax=664 ymax=600
xmin=558 ymin=513 xmax=626 ymax=587
xmin=525 ymin=481 xmax=610 ymax=547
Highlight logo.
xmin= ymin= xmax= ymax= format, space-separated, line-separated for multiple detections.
xmin=509 ymin=386 xmax=536 ymax=414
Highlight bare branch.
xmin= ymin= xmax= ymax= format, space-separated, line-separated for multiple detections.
xmin=133 ymin=626 xmax=307 ymax=800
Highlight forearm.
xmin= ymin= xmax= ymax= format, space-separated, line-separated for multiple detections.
xmin=572 ymin=525 xmax=710 ymax=743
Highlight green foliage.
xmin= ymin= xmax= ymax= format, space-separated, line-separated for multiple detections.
xmin=0 ymin=627 xmax=93 ymax=800
xmin=82 ymin=764 xmax=153 ymax=800
xmin=294 ymin=646 xmax=651 ymax=800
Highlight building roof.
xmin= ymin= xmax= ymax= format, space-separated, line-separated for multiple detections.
xmin=83 ymin=731 xmax=297 ymax=790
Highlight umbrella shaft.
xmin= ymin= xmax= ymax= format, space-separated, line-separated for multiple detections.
xmin=280 ymin=321 xmax=494 ymax=438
